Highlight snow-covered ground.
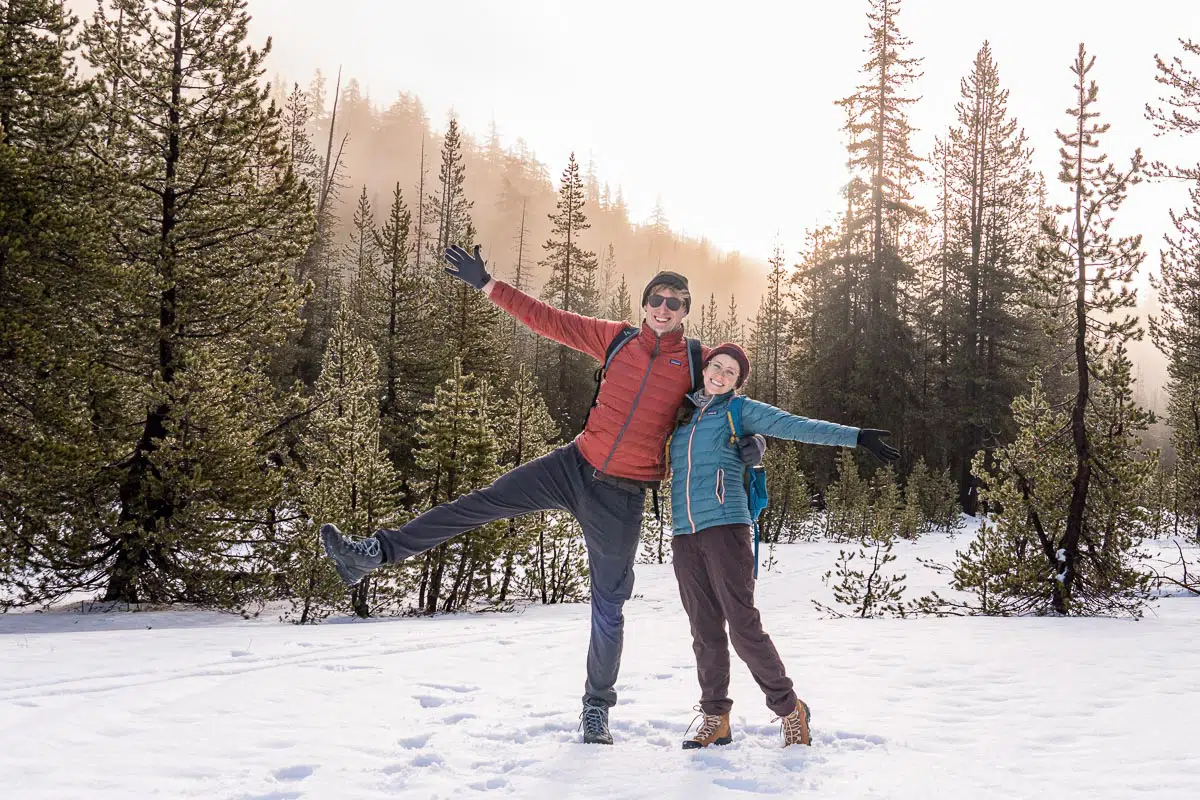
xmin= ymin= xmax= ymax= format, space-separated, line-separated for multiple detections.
xmin=3 ymin=521 xmax=1199 ymax=799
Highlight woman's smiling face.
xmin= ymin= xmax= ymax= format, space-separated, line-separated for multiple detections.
xmin=703 ymin=353 xmax=741 ymax=396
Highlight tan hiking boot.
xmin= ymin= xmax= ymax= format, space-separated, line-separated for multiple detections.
xmin=777 ymin=700 xmax=812 ymax=747
xmin=681 ymin=706 xmax=733 ymax=750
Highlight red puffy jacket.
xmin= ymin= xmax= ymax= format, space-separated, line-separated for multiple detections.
xmin=490 ymin=281 xmax=708 ymax=482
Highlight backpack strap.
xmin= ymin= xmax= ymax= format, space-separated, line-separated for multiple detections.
xmin=686 ymin=337 xmax=703 ymax=393
xmin=584 ymin=326 xmax=640 ymax=429
xmin=724 ymin=395 xmax=761 ymax=578
xmin=665 ymin=337 xmax=704 ymax=471
xmin=726 ymin=394 xmax=745 ymax=444
xmin=606 ymin=326 xmax=641 ymax=371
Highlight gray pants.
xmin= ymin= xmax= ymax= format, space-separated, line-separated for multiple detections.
xmin=376 ymin=443 xmax=646 ymax=708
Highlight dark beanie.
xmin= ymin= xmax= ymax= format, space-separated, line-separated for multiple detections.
xmin=705 ymin=343 xmax=750 ymax=389
xmin=641 ymin=271 xmax=691 ymax=312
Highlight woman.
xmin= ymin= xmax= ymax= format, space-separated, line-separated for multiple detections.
xmin=667 ymin=343 xmax=898 ymax=749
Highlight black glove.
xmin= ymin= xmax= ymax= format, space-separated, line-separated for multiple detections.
xmin=444 ymin=244 xmax=491 ymax=289
xmin=737 ymin=434 xmax=767 ymax=466
xmin=857 ymin=428 xmax=899 ymax=465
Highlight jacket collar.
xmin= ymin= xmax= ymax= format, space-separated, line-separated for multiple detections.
xmin=638 ymin=320 xmax=686 ymax=348
xmin=687 ymin=388 xmax=736 ymax=408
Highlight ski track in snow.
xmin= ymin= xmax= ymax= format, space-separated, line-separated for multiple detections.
xmin=2 ymin=524 xmax=1199 ymax=799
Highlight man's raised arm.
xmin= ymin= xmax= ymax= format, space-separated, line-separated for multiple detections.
xmin=445 ymin=244 xmax=627 ymax=362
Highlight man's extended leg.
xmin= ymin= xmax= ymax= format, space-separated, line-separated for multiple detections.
xmin=324 ymin=445 xmax=582 ymax=584
xmin=376 ymin=444 xmax=581 ymax=563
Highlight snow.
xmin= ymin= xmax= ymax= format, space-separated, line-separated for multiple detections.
xmin=3 ymin=520 xmax=1199 ymax=799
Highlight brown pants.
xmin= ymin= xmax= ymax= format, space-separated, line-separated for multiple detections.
xmin=672 ymin=524 xmax=797 ymax=717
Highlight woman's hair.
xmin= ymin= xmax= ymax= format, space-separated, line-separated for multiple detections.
xmin=674 ymin=400 xmax=694 ymax=428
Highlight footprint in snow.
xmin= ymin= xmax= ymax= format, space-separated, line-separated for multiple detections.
xmin=396 ymin=733 xmax=432 ymax=749
xmin=272 ymin=764 xmax=314 ymax=782
xmin=411 ymin=753 xmax=443 ymax=768
xmin=413 ymin=694 xmax=449 ymax=708
xmin=469 ymin=777 xmax=509 ymax=791
xmin=822 ymin=730 xmax=886 ymax=750
xmin=418 ymin=682 xmax=478 ymax=694
xmin=712 ymin=776 xmax=782 ymax=795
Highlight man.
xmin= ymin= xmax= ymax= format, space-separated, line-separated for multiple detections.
xmin=321 ymin=244 xmax=765 ymax=745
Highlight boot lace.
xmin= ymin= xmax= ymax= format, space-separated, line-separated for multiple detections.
xmin=579 ymin=704 xmax=609 ymax=738
xmin=346 ymin=536 xmax=380 ymax=559
xmin=686 ymin=705 xmax=723 ymax=742
xmin=773 ymin=701 xmax=812 ymax=745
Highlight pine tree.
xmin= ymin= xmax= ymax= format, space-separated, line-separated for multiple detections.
xmin=425 ymin=116 xmax=506 ymax=383
xmin=757 ymin=443 xmax=815 ymax=544
xmin=413 ymin=359 xmax=503 ymax=613
xmin=598 ymin=243 xmax=617 ymax=301
xmin=0 ymin=0 xmax=125 ymax=607
xmin=898 ymin=457 xmax=928 ymax=540
xmin=492 ymin=365 xmax=564 ymax=602
xmin=824 ymin=449 xmax=872 ymax=542
xmin=699 ymin=293 xmax=719 ymax=345
xmin=606 ymin=274 xmax=634 ymax=324
xmin=816 ymin=464 xmax=908 ymax=618
xmin=762 ymin=242 xmax=791 ymax=406
xmin=719 ymin=294 xmax=743 ymax=347
xmin=1030 ymin=44 xmax=1146 ymax=614
xmin=280 ymin=82 xmax=321 ymax=192
xmin=960 ymin=368 xmax=1153 ymax=617
xmin=287 ymin=304 xmax=402 ymax=622
xmin=832 ymin=0 xmax=923 ymax=445
xmin=264 ymin=80 xmax=326 ymax=389
xmin=346 ymin=186 xmax=382 ymax=341
xmin=936 ymin=42 xmax=1040 ymax=511
xmin=1147 ymin=37 xmax=1200 ymax=540
xmin=1146 ymin=38 xmax=1200 ymax=182
xmin=539 ymin=152 xmax=600 ymax=431
xmin=518 ymin=511 xmax=589 ymax=604
xmin=288 ymin=66 xmax=348 ymax=389
xmin=373 ymin=181 xmax=438 ymax=506
xmin=506 ymin=197 xmax=535 ymax=365
xmin=78 ymin=0 xmax=313 ymax=605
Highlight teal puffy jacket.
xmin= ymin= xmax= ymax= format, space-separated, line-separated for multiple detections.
xmin=667 ymin=390 xmax=860 ymax=536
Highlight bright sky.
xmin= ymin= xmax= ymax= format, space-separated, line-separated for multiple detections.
xmin=235 ymin=0 xmax=1200 ymax=272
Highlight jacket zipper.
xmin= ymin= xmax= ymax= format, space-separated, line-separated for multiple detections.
xmin=600 ymin=336 xmax=660 ymax=475
xmin=684 ymin=394 xmax=715 ymax=533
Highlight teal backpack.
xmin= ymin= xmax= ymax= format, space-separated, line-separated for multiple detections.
xmin=725 ymin=395 xmax=769 ymax=578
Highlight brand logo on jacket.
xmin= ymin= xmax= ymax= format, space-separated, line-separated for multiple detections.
xmin=669 ymin=358 xmax=683 ymax=366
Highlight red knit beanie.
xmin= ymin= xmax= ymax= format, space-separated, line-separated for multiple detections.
xmin=705 ymin=343 xmax=750 ymax=389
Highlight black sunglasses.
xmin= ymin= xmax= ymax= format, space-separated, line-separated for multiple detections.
xmin=647 ymin=294 xmax=683 ymax=312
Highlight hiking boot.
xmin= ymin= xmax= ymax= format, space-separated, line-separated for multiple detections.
xmin=320 ymin=523 xmax=383 ymax=587
xmin=579 ymin=701 xmax=613 ymax=745
xmin=776 ymin=700 xmax=812 ymax=747
xmin=682 ymin=706 xmax=732 ymax=750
